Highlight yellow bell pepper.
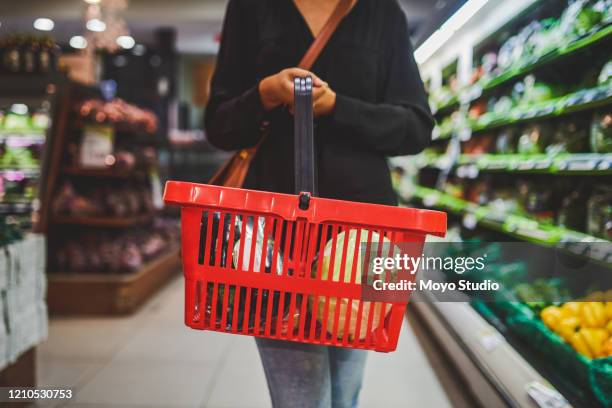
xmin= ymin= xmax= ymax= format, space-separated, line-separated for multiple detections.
xmin=581 ymin=302 xmax=607 ymax=328
xmin=557 ymin=316 xmax=581 ymax=341
xmin=561 ymin=302 xmax=582 ymax=318
xmin=541 ymin=306 xmax=563 ymax=331
xmin=607 ymin=320 xmax=612 ymax=335
xmin=580 ymin=328 xmax=609 ymax=358
xmin=603 ymin=337 xmax=612 ymax=357
xmin=571 ymin=332 xmax=593 ymax=358
xmin=605 ymin=302 xmax=612 ymax=320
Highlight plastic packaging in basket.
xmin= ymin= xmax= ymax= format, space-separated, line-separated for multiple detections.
xmin=164 ymin=181 xmax=446 ymax=352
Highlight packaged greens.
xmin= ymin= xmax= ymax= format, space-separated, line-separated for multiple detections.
xmin=590 ymin=112 xmax=612 ymax=153
xmin=587 ymin=185 xmax=612 ymax=239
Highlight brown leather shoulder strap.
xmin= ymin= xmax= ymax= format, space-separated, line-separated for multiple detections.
xmin=298 ymin=0 xmax=354 ymax=70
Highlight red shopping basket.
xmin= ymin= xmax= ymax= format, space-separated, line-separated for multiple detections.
xmin=164 ymin=77 xmax=446 ymax=352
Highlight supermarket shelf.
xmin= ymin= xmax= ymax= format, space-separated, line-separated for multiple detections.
xmin=408 ymin=186 xmax=612 ymax=264
xmin=420 ymin=153 xmax=612 ymax=175
xmin=436 ymin=83 xmax=612 ymax=139
xmin=432 ymin=25 xmax=612 ymax=116
xmin=432 ymin=96 xmax=460 ymax=116
xmin=0 ymin=167 xmax=40 ymax=177
xmin=0 ymin=131 xmax=46 ymax=146
xmin=62 ymin=166 xmax=147 ymax=179
xmin=411 ymin=294 xmax=570 ymax=408
xmin=0 ymin=201 xmax=34 ymax=214
xmin=482 ymin=25 xmax=612 ymax=93
xmin=46 ymin=247 xmax=181 ymax=315
xmin=53 ymin=213 xmax=154 ymax=227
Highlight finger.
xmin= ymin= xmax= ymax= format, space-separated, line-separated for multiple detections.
xmin=312 ymin=87 xmax=327 ymax=102
xmin=286 ymin=68 xmax=326 ymax=87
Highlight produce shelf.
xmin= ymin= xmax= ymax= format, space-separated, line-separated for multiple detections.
xmin=406 ymin=186 xmax=612 ymax=264
xmin=62 ymin=166 xmax=147 ymax=179
xmin=411 ymin=293 xmax=572 ymax=408
xmin=432 ymin=24 xmax=612 ymax=116
xmin=0 ymin=201 xmax=33 ymax=214
xmin=0 ymin=131 xmax=46 ymax=146
xmin=0 ymin=167 xmax=41 ymax=178
xmin=481 ymin=25 xmax=612 ymax=93
xmin=437 ymin=83 xmax=612 ymax=139
xmin=53 ymin=213 xmax=154 ymax=227
xmin=420 ymin=153 xmax=612 ymax=175
xmin=46 ymin=247 xmax=181 ymax=315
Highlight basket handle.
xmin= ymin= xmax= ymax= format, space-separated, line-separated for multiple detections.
xmin=294 ymin=77 xmax=316 ymax=205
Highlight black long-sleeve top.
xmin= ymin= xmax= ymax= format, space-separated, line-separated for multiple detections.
xmin=205 ymin=0 xmax=433 ymax=205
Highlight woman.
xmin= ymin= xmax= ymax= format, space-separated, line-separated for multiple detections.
xmin=205 ymin=0 xmax=433 ymax=406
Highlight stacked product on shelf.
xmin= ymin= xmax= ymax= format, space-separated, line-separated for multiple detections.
xmin=0 ymin=234 xmax=47 ymax=371
xmin=44 ymin=88 xmax=180 ymax=315
xmin=0 ymin=34 xmax=61 ymax=75
xmin=0 ymin=102 xmax=51 ymax=218
xmin=50 ymin=218 xmax=179 ymax=274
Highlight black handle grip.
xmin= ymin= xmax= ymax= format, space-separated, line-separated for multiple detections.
xmin=294 ymin=76 xmax=316 ymax=197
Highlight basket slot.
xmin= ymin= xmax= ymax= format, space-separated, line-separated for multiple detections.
xmin=209 ymin=282 xmax=219 ymax=329
xmin=254 ymin=286 xmax=264 ymax=335
xmin=337 ymin=226 xmax=351 ymax=284
xmin=225 ymin=214 xmax=237 ymax=268
xmin=270 ymin=218 xmax=283 ymax=275
xmin=275 ymin=291 xmax=287 ymax=337
xmin=326 ymin=225 xmax=340 ymax=282
xmin=319 ymin=296 xmax=331 ymax=343
xmin=281 ymin=221 xmax=293 ymax=277
xmin=242 ymin=286 xmax=252 ymax=334
xmin=220 ymin=283 xmax=231 ymax=329
xmin=192 ymin=280 xmax=202 ymax=323
xmin=264 ymin=287 xmax=275 ymax=337
xmin=198 ymin=211 xmax=215 ymax=266
xmin=351 ymin=298 xmax=366 ymax=348
xmin=348 ymin=228 xmax=362 ymax=285
xmin=231 ymin=284 xmax=241 ymax=332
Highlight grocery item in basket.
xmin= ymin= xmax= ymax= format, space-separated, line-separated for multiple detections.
xmin=232 ymin=217 xmax=283 ymax=274
xmin=313 ymin=229 xmax=399 ymax=341
xmin=200 ymin=213 xmax=286 ymax=330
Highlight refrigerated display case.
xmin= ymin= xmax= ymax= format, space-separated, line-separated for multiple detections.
xmin=0 ymin=74 xmax=66 ymax=386
xmin=399 ymin=0 xmax=612 ymax=406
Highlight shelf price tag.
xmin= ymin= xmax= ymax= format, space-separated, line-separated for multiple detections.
xmin=79 ymin=125 xmax=115 ymax=168
xmin=525 ymin=381 xmax=570 ymax=408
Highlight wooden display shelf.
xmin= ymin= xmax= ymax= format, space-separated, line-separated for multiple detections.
xmin=62 ymin=166 xmax=147 ymax=179
xmin=47 ymin=247 xmax=181 ymax=315
xmin=53 ymin=213 xmax=154 ymax=227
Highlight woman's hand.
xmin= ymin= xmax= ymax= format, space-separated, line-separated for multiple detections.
xmin=313 ymin=85 xmax=336 ymax=117
xmin=259 ymin=68 xmax=326 ymax=111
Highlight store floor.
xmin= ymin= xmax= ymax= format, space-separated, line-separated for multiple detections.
xmin=37 ymin=275 xmax=453 ymax=408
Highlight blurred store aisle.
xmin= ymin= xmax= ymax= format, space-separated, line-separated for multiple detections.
xmin=37 ymin=275 xmax=452 ymax=408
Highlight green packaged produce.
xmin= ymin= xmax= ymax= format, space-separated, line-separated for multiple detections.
xmin=587 ymin=185 xmax=612 ymax=240
xmin=590 ymin=112 xmax=612 ymax=153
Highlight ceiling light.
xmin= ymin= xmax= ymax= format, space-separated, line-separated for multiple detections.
xmin=69 ymin=36 xmax=88 ymax=49
xmin=33 ymin=18 xmax=54 ymax=31
xmin=116 ymin=35 xmax=135 ymax=49
xmin=414 ymin=0 xmax=489 ymax=64
xmin=86 ymin=18 xmax=106 ymax=32
xmin=84 ymin=0 xmax=100 ymax=4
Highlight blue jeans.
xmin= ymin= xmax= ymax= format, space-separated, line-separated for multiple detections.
xmin=256 ymin=338 xmax=367 ymax=408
